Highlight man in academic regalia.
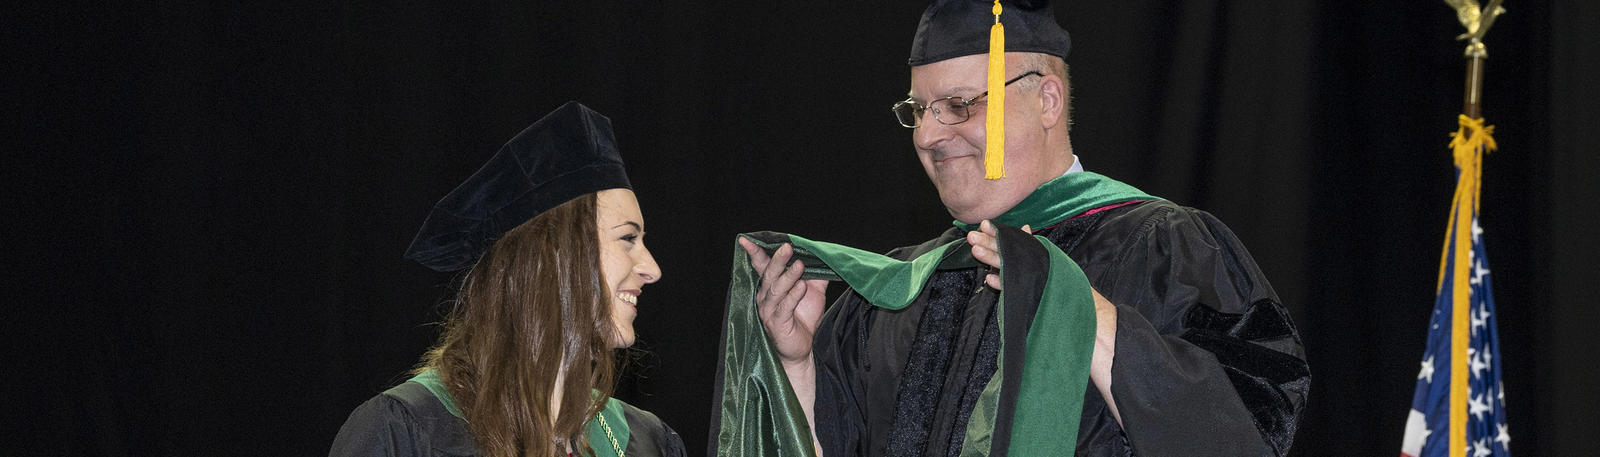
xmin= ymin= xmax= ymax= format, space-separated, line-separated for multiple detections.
xmin=731 ymin=1 xmax=1309 ymax=455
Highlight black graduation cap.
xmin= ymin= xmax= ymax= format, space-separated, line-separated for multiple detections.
xmin=908 ymin=0 xmax=1071 ymax=66
xmin=404 ymin=101 xmax=630 ymax=272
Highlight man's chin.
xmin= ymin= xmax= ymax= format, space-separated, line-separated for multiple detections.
xmin=941 ymin=202 xmax=991 ymax=225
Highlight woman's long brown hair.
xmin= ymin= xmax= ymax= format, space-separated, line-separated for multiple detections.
xmin=418 ymin=193 xmax=617 ymax=457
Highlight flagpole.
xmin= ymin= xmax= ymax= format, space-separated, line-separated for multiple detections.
xmin=1443 ymin=2 xmax=1504 ymax=455
xmin=1452 ymin=0 xmax=1503 ymax=121
xmin=1463 ymin=51 xmax=1484 ymax=120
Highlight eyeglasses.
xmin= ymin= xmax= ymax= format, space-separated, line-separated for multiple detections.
xmin=891 ymin=71 xmax=1044 ymax=128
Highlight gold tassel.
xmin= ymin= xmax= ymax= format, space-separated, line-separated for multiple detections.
xmin=985 ymin=0 xmax=1006 ymax=179
xmin=1436 ymin=114 xmax=1495 ymax=290
xmin=1441 ymin=113 xmax=1493 ymax=457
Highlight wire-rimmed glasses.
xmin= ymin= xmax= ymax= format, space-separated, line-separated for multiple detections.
xmin=890 ymin=71 xmax=1044 ymax=128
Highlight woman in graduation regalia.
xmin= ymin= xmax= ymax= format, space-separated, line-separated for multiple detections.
xmin=330 ymin=102 xmax=686 ymax=457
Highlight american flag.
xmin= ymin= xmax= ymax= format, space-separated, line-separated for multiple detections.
xmin=1401 ymin=115 xmax=1509 ymax=457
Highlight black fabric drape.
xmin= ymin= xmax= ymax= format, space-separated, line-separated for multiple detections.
xmin=8 ymin=1 xmax=1596 ymax=456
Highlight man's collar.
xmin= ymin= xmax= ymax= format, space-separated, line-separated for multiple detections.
xmin=953 ymin=170 xmax=1157 ymax=231
xmin=1064 ymin=154 xmax=1084 ymax=175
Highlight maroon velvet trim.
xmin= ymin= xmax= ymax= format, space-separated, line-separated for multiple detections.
xmin=1033 ymin=200 xmax=1148 ymax=233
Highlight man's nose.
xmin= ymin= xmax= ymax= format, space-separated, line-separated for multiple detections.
xmin=912 ymin=114 xmax=955 ymax=150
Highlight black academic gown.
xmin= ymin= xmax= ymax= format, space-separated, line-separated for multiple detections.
xmin=329 ymin=382 xmax=686 ymax=457
xmin=812 ymin=200 xmax=1310 ymax=457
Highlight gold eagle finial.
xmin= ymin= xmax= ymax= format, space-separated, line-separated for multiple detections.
xmin=1445 ymin=0 xmax=1507 ymax=57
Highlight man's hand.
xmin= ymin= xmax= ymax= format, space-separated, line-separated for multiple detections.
xmin=967 ymin=220 xmax=1122 ymax=425
xmin=966 ymin=220 xmax=1031 ymax=289
xmin=738 ymin=238 xmax=828 ymax=367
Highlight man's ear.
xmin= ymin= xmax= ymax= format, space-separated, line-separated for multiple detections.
xmin=1038 ymin=74 xmax=1066 ymax=128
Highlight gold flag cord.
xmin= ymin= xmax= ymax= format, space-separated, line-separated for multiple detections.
xmin=1443 ymin=114 xmax=1495 ymax=457
xmin=1437 ymin=116 xmax=1497 ymax=291
xmin=1437 ymin=114 xmax=1495 ymax=457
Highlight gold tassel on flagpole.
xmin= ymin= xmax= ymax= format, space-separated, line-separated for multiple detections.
xmin=1444 ymin=112 xmax=1493 ymax=457
xmin=984 ymin=0 xmax=1006 ymax=179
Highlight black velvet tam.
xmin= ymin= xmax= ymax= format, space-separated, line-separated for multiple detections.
xmin=403 ymin=101 xmax=630 ymax=272
xmin=907 ymin=0 xmax=1072 ymax=66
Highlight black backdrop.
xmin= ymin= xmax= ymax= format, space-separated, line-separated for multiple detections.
xmin=8 ymin=1 xmax=1598 ymax=456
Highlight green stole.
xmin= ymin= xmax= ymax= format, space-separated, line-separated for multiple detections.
xmin=409 ymin=369 xmax=631 ymax=457
xmin=712 ymin=172 xmax=1156 ymax=456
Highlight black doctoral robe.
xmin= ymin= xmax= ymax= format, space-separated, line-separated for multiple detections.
xmin=811 ymin=199 xmax=1310 ymax=457
xmin=329 ymin=381 xmax=687 ymax=457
